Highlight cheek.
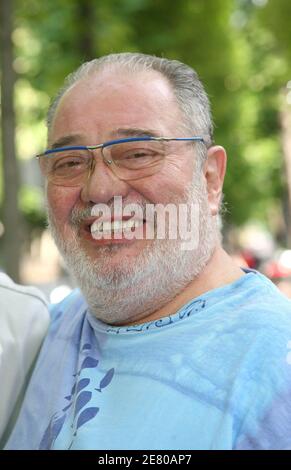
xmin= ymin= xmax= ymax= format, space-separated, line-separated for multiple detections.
xmin=129 ymin=157 xmax=195 ymax=203
xmin=47 ymin=184 xmax=80 ymax=228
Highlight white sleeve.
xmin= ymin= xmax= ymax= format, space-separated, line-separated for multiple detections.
xmin=0 ymin=273 xmax=50 ymax=443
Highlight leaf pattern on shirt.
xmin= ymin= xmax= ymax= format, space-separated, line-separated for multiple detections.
xmin=39 ymin=412 xmax=66 ymax=450
xmin=38 ymin=343 xmax=115 ymax=450
xmin=73 ymin=356 xmax=99 ymax=377
xmin=95 ymin=368 xmax=115 ymax=392
xmin=73 ymin=391 xmax=92 ymax=422
xmin=75 ymin=407 xmax=99 ymax=433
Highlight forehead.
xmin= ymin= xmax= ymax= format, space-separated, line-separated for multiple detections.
xmin=49 ymin=69 xmax=183 ymax=144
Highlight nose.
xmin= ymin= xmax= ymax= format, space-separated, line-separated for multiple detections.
xmin=80 ymin=152 xmax=130 ymax=205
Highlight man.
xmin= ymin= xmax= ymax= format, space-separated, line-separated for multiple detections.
xmin=0 ymin=273 xmax=49 ymax=447
xmin=6 ymin=53 xmax=291 ymax=450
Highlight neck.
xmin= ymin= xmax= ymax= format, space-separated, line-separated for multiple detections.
xmin=122 ymin=245 xmax=245 ymax=326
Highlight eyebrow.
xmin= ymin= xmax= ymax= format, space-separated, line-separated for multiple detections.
xmin=50 ymin=134 xmax=84 ymax=149
xmin=109 ymin=127 xmax=161 ymax=139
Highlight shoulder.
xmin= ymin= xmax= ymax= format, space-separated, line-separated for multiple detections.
xmin=0 ymin=272 xmax=48 ymax=312
xmin=218 ymin=272 xmax=291 ymax=448
xmin=0 ymin=272 xmax=49 ymax=341
xmin=211 ymin=270 xmax=291 ymax=329
xmin=236 ymin=271 xmax=291 ymax=331
xmin=217 ymin=271 xmax=291 ymax=362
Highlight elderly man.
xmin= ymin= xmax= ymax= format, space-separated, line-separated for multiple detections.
xmin=6 ymin=53 xmax=291 ymax=450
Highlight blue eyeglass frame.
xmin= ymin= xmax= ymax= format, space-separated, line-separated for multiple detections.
xmin=36 ymin=136 xmax=206 ymax=158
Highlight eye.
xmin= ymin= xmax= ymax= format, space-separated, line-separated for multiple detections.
xmin=103 ymin=140 xmax=166 ymax=171
xmin=52 ymin=155 xmax=88 ymax=174
xmin=120 ymin=143 xmax=162 ymax=161
xmin=118 ymin=148 xmax=163 ymax=170
xmin=55 ymin=157 xmax=82 ymax=167
xmin=124 ymin=149 xmax=153 ymax=160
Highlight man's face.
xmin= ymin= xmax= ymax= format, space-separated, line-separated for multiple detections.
xmin=48 ymin=70 xmax=198 ymax=265
xmin=47 ymin=68 xmax=217 ymax=324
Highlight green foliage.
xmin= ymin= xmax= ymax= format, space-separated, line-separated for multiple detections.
xmin=19 ymin=185 xmax=46 ymax=227
xmin=259 ymin=0 xmax=291 ymax=64
xmin=1 ymin=0 xmax=290 ymax=231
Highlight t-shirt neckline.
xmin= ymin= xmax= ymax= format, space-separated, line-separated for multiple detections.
xmin=87 ymin=269 xmax=258 ymax=336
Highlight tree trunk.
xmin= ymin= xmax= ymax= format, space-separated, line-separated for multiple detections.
xmin=77 ymin=0 xmax=96 ymax=61
xmin=0 ymin=0 xmax=22 ymax=282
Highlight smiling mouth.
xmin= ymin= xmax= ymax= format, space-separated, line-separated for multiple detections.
xmin=90 ymin=218 xmax=144 ymax=237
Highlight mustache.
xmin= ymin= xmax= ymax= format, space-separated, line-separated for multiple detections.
xmin=70 ymin=206 xmax=93 ymax=227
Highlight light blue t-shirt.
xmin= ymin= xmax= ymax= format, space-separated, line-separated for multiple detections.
xmin=6 ymin=271 xmax=291 ymax=449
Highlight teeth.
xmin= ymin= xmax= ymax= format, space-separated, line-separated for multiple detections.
xmin=91 ymin=219 xmax=143 ymax=234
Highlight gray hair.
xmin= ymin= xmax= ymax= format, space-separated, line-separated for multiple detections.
xmin=47 ymin=52 xmax=214 ymax=165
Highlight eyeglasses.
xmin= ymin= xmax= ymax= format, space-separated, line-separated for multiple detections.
xmin=37 ymin=136 xmax=205 ymax=187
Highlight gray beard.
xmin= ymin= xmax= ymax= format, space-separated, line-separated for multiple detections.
xmin=47 ymin=180 xmax=217 ymax=325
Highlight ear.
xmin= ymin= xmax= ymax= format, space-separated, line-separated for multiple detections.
xmin=203 ymin=145 xmax=227 ymax=216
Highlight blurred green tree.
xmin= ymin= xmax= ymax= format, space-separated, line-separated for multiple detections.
xmin=0 ymin=0 xmax=23 ymax=281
